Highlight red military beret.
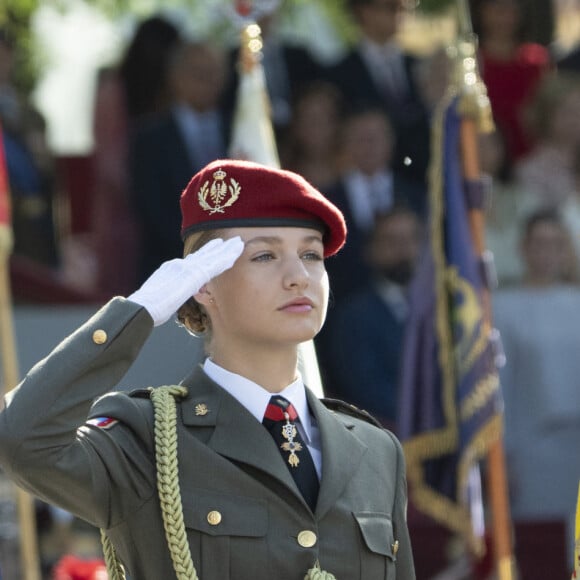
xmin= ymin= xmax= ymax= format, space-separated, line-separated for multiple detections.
xmin=180 ymin=159 xmax=347 ymax=257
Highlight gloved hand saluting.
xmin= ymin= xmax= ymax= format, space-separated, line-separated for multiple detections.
xmin=128 ymin=236 xmax=244 ymax=326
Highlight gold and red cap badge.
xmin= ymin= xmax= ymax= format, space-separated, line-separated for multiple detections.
xmin=180 ymin=159 xmax=347 ymax=257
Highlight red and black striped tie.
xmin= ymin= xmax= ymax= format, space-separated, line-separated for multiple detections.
xmin=262 ymin=396 xmax=319 ymax=511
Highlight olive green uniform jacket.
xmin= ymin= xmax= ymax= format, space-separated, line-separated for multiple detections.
xmin=0 ymin=298 xmax=415 ymax=579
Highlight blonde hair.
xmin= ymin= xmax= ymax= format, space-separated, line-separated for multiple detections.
xmin=176 ymin=229 xmax=226 ymax=337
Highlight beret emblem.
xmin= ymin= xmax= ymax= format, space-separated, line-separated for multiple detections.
xmin=198 ymin=168 xmax=241 ymax=215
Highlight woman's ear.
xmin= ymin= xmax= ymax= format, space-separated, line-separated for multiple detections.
xmin=194 ymin=284 xmax=212 ymax=306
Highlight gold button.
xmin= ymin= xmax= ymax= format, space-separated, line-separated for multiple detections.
xmin=92 ymin=330 xmax=107 ymax=345
xmin=297 ymin=530 xmax=317 ymax=548
xmin=392 ymin=540 xmax=399 ymax=555
xmin=207 ymin=511 xmax=222 ymax=526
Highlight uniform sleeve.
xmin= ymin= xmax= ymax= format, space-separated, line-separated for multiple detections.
xmin=385 ymin=430 xmax=416 ymax=580
xmin=0 ymin=297 xmax=155 ymax=528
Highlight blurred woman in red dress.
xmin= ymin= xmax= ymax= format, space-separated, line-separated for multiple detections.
xmin=471 ymin=0 xmax=551 ymax=166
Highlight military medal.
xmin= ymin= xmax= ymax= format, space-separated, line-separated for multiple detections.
xmin=280 ymin=412 xmax=303 ymax=467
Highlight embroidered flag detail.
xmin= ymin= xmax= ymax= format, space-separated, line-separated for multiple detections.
xmin=87 ymin=417 xmax=118 ymax=429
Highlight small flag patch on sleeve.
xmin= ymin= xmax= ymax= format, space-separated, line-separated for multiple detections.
xmin=87 ymin=417 xmax=118 ymax=429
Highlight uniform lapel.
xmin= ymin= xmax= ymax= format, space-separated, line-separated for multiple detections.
xmin=180 ymin=367 xmax=303 ymax=501
xmin=307 ymin=390 xmax=368 ymax=519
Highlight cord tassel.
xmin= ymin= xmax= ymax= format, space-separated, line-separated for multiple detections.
xmin=304 ymin=561 xmax=337 ymax=579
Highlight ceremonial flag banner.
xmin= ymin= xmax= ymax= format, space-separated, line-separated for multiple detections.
xmin=228 ymin=25 xmax=279 ymax=167
xmin=398 ymin=95 xmax=503 ymax=552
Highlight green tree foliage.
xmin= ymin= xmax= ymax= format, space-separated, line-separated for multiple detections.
xmin=0 ymin=0 xmax=39 ymax=94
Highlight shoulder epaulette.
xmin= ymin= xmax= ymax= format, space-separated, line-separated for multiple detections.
xmin=128 ymin=387 xmax=154 ymax=399
xmin=320 ymin=398 xmax=384 ymax=429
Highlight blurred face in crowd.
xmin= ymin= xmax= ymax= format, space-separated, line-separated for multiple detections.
xmin=548 ymin=89 xmax=580 ymax=149
xmin=341 ymin=111 xmax=394 ymax=175
xmin=521 ymin=219 xmax=571 ymax=286
xmin=478 ymin=0 xmax=521 ymax=40
xmin=171 ymin=43 xmax=226 ymax=112
xmin=355 ymin=0 xmax=403 ymax=44
xmin=366 ymin=210 xmax=422 ymax=285
xmin=415 ymin=47 xmax=452 ymax=110
xmin=291 ymin=89 xmax=340 ymax=157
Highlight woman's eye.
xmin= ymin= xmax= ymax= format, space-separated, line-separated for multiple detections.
xmin=252 ymin=252 xmax=275 ymax=262
xmin=302 ymin=251 xmax=323 ymax=261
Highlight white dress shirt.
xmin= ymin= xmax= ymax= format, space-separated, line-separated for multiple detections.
xmin=173 ymin=104 xmax=224 ymax=168
xmin=344 ymin=169 xmax=395 ymax=231
xmin=375 ymin=278 xmax=409 ymax=323
xmin=202 ymin=358 xmax=322 ymax=478
xmin=359 ymin=38 xmax=408 ymax=100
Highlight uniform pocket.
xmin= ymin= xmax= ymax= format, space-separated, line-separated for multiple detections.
xmin=183 ymin=490 xmax=268 ymax=578
xmin=354 ymin=512 xmax=396 ymax=580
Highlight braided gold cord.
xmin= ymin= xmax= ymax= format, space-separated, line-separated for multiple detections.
xmin=100 ymin=529 xmax=126 ymax=580
xmin=150 ymin=385 xmax=199 ymax=580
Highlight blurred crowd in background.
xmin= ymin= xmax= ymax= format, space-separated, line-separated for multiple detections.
xmin=1 ymin=0 xmax=580 ymax=577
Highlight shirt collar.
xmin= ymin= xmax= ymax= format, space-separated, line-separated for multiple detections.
xmin=374 ymin=278 xmax=408 ymax=321
xmin=360 ymin=38 xmax=402 ymax=62
xmin=344 ymin=170 xmax=394 ymax=224
xmin=202 ymin=358 xmax=313 ymax=443
xmin=366 ymin=170 xmax=393 ymax=190
xmin=375 ymin=277 xmax=406 ymax=303
xmin=173 ymin=104 xmax=218 ymax=126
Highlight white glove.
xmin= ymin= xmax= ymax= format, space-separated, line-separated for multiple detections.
xmin=128 ymin=236 xmax=244 ymax=326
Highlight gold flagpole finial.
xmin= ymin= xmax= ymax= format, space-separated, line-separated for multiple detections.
xmin=239 ymin=23 xmax=264 ymax=73
xmin=449 ymin=0 xmax=495 ymax=134
xmin=450 ymin=34 xmax=495 ymax=134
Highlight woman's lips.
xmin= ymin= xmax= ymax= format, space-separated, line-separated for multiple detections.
xmin=278 ymin=298 xmax=314 ymax=313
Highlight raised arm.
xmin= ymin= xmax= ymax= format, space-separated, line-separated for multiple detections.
xmin=0 ymin=236 xmax=244 ymax=527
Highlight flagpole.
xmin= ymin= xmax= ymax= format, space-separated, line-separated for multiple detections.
xmin=573 ymin=483 xmax=580 ymax=578
xmin=454 ymin=5 xmax=517 ymax=577
xmin=0 ymin=125 xmax=41 ymax=580
xmin=0 ymin=241 xmax=18 ymax=394
xmin=459 ymin=113 xmax=516 ymax=580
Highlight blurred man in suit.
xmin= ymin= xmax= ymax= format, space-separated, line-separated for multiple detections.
xmin=130 ymin=40 xmax=228 ymax=282
xmin=318 ymin=206 xmax=422 ymax=430
xmin=328 ymin=0 xmax=431 ymax=183
xmin=323 ymin=107 xmax=425 ymax=303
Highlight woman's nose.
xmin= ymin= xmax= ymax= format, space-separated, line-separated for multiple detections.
xmin=282 ymin=258 xmax=309 ymax=289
